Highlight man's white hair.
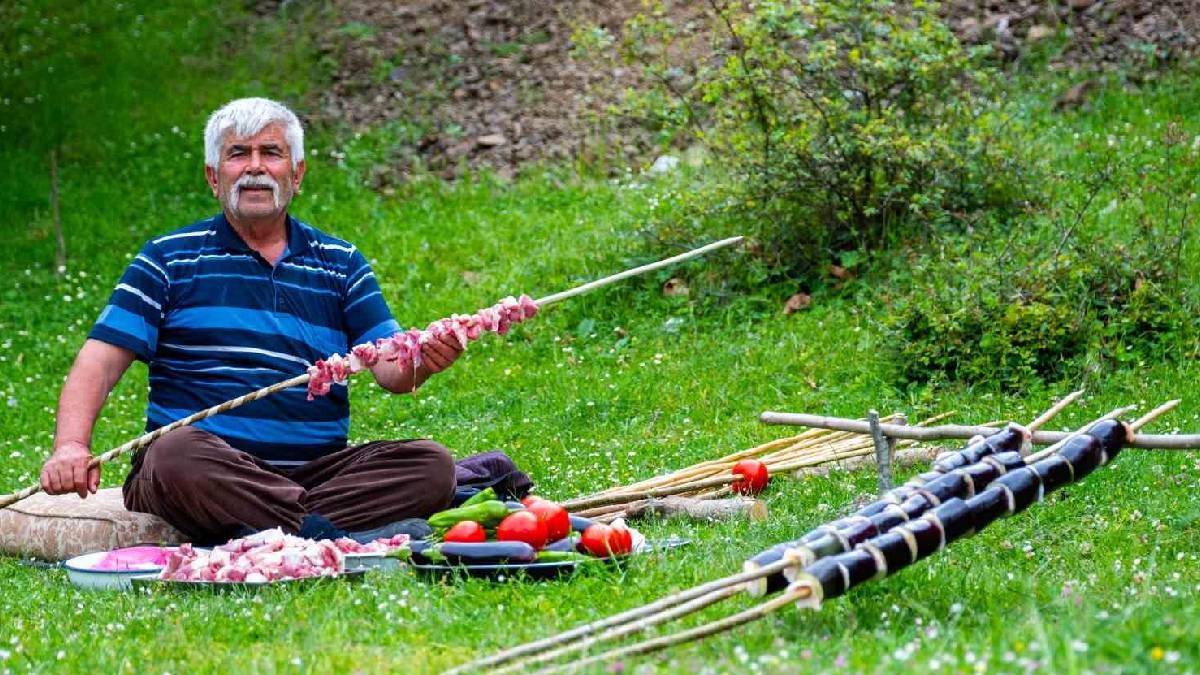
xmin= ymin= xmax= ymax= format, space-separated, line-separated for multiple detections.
xmin=204 ymin=97 xmax=305 ymax=169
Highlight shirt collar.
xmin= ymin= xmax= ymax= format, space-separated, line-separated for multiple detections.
xmin=213 ymin=212 xmax=312 ymax=258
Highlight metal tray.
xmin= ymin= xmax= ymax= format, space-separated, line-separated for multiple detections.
xmin=410 ymin=537 xmax=692 ymax=582
xmin=130 ymin=569 xmax=367 ymax=593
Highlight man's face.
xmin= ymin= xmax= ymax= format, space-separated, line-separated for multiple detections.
xmin=205 ymin=122 xmax=306 ymax=222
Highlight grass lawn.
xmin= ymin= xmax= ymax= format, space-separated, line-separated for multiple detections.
xmin=2 ymin=2 xmax=1199 ymax=672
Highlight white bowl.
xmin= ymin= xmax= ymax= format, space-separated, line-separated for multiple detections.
xmin=63 ymin=551 xmax=165 ymax=591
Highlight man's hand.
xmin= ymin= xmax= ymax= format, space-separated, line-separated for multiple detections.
xmin=40 ymin=441 xmax=100 ymax=499
xmin=420 ymin=333 xmax=465 ymax=374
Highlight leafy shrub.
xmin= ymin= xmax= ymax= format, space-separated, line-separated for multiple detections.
xmin=886 ymin=119 xmax=1199 ymax=389
xmin=576 ymin=0 xmax=1033 ymax=287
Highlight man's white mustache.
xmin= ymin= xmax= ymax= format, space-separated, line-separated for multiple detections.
xmin=228 ymin=175 xmax=281 ymax=211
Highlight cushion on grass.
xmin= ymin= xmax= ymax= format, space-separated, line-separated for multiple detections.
xmin=0 ymin=488 xmax=184 ymax=561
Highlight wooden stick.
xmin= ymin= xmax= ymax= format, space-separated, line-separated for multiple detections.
xmin=759 ymin=411 xmax=1199 ymax=449
xmin=443 ymin=558 xmax=794 ymax=674
xmin=1 ymin=237 xmax=745 ymax=510
xmin=496 ymin=586 xmax=743 ymax=675
xmin=868 ymin=409 xmax=891 ymax=493
xmin=547 ymin=587 xmax=809 ymax=674
xmin=1028 ymin=390 xmax=1084 ymax=431
xmin=1025 ymin=405 xmax=1135 ymax=463
xmin=1131 ymin=399 xmax=1180 ymax=432
xmin=583 ymin=497 xmax=767 ymax=523
xmin=534 ymin=236 xmax=743 ymax=306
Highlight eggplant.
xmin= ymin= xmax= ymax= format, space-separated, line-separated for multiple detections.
xmin=804 ymin=557 xmax=850 ymax=600
xmin=743 ymin=543 xmax=797 ymax=597
xmin=840 ymin=548 xmax=879 ymax=588
xmin=569 ymin=515 xmax=596 ymax=533
xmin=868 ymin=503 xmax=908 ymax=532
xmin=965 ymin=485 xmax=1009 ymax=530
xmin=1058 ymin=435 xmax=1103 ymax=481
xmin=1085 ymin=419 xmax=1132 ymax=463
xmin=543 ymin=536 xmax=579 ymax=553
xmin=415 ymin=541 xmax=539 ymax=565
xmin=928 ymin=498 xmax=974 ymax=544
xmin=1030 ymin=454 xmax=1074 ymax=494
xmin=993 ymin=467 xmax=1042 ymax=514
xmin=922 ymin=471 xmax=970 ymax=502
xmin=905 ymin=517 xmax=944 ymax=560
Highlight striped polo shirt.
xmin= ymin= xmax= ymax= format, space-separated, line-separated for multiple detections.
xmin=89 ymin=212 xmax=401 ymax=466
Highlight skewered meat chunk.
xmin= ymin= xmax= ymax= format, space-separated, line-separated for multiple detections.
xmin=306 ymin=294 xmax=539 ymax=399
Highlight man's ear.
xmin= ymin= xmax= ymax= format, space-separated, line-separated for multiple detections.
xmin=204 ymin=164 xmax=220 ymax=198
xmin=293 ymin=159 xmax=307 ymax=193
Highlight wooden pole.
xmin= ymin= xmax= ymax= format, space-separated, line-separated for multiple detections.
xmin=867 ymin=409 xmax=891 ymax=493
xmin=759 ymin=411 xmax=1199 ymax=449
xmin=2 ymin=237 xmax=745 ymax=510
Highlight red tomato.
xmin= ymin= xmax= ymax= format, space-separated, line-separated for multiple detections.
xmin=443 ymin=520 xmax=486 ymax=544
xmin=607 ymin=523 xmax=634 ymax=556
xmin=579 ymin=524 xmax=613 ymax=557
xmin=731 ymin=459 xmax=770 ymax=495
xmin=525 ymin=500 xmax=571 ymax=542
xmin=520 ymin=495 xmax=544 ymax=507
xmin=496 ymin=511 xmax=548 ymax=549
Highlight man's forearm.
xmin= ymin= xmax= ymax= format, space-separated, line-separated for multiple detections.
xmin=54 ymin=340 xmax=134 ymax=450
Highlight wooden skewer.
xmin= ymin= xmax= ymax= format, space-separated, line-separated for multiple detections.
xmin=1028 ymin=390 xmax=1083 ymax=431
xmin=1131 ymin=399 xmax=1180 ymax=432
xmin=1026 ymin=405 xmax=1135 ymax=463
xmin=0 ymin=237 xmax=746 ymax=510
xmin=760 ymin=411 xmax=1200 ymax=449
xmin=545 ymin=587 xmax=810 ymax=675
xmin=494 ymin=586 xmax=743 ymax=675
xmin=443 ymin=558 xmax=794 ymax=674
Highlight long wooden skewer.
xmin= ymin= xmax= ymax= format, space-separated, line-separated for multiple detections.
xmin=548 ymin=406 xmax=1146 ymax=672
xmin=0 ymin=237 xmax=745 ymax=510
xmin=463 ymin=395 xmax=1084 ymax=673
xmin=760 ymin=411 xmax=1200 ymax=449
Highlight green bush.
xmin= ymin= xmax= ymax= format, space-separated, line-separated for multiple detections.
xmin=886 ymin=119 xmax=1199 ymax=389
xmin=578 ymin=0 xmax=1032 ymax=287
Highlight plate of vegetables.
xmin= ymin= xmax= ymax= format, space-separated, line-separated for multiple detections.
xmin=409 ymin=490 xmax=641 ymax=581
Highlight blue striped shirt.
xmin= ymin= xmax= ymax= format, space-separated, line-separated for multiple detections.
xmin=89 ymin=212 xmax=401 ymax=466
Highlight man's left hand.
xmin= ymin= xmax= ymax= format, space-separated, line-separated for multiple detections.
xmin=420 ymin=333 xmax=464 ymax=374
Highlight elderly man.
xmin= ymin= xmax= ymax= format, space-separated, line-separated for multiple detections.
xmin=38 ymin=97 xmax=463 ymax=544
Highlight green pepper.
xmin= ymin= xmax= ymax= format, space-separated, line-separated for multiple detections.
xmin=535 ymin=550 xmax=596 ymax=563
xmin=458 ymin=487 xmax=497 ymax=508
xmin=427 ymin=500 xmax=513 ymax=529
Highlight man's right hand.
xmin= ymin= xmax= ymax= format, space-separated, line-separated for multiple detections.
xmin=40 ymin=441 xmax=100 ymax=498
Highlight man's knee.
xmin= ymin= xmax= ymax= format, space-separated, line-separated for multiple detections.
xmin=140 ymin=427 xmax=231 ymax=487
xmin=381 ymin=439 xmax=456 ymax=511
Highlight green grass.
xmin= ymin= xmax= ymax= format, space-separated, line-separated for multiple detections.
xmin=2 ymin=3 xmax=1199 ymax=673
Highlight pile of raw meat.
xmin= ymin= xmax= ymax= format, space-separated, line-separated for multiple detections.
xmin=158 ymin=529 xmax=408 ymax=583
xmin=306 ymin=294 xmax=539 ymax=399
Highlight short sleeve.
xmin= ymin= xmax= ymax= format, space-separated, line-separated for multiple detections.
xmin=342 ymin=248 xmax=401 ymax=347
xmin=87 ymin=241 xmax=170 ymax=362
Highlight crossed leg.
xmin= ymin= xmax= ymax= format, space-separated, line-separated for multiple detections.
xmin=123 ymin=427 xmax=456 ymax=544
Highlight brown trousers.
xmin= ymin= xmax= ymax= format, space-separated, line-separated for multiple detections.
xmin=123 ymin=427 xmax=456 ymax=543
